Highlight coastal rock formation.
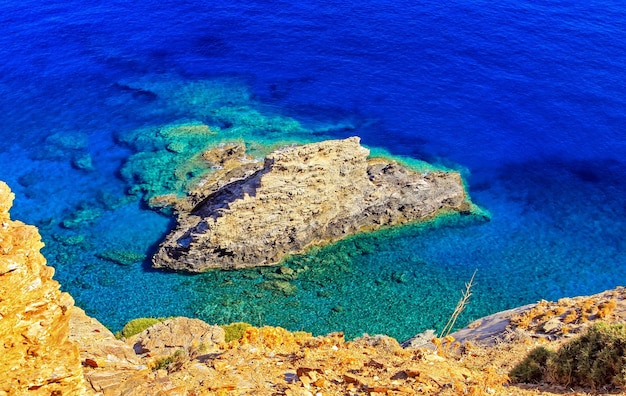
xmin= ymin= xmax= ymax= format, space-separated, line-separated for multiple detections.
xmin=153 ymin=137 xmax=472 ymax=272
xmin=0 ymin=182 xmax=89 ymax=394
xmin=68 ymin=307 xmax=156 ymax=394
xmin=127 ymin=317 xmax=225 ymax=358
xmin=2 ymin=180 xmax=626 ymax=395
xmin=449 ymin=286 xmax=626 ymax=345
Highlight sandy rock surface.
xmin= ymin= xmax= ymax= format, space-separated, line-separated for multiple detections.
xmin=127 ymin=317 xmax=225 ymax=358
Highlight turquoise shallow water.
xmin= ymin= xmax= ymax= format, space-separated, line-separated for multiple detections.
xmin=0 ymin=1 xmax=625 ymax=341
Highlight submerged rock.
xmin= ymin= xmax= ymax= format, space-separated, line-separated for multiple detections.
xmin=61 ymin=203 xmax=104 ymax=229
xmin=153 ymin=137 xmax=472 ymax=272
xmin=258 ymin=280 xmax=298 ymax=296
xmin=71 ymin=153 xmax=95 ymax=171
xmin=96 ymin=249 xmax=147 ymax=266
xmin=38 ymin=131 xmax=89 ymax=161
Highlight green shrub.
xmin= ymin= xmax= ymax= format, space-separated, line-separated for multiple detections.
xmin=510 ymin=347 xmax=554 ymax=383
xmin=221 ymin=322 xmax=253 ymax=342
xmin=115 ymin=317 xmax=166 ymax=339
xmin=152 ymin=349 xmax=186 ymax=372
xmin=548 ymin=322 xmax=626 ymax=389
xmin=511 ymin=323 xmax=626 ymax=390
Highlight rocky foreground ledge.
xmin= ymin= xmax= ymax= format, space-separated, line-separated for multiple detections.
xmin=1 ymin=181 xmax=625 ymax=395
xmin=153 ymin=137 xmax=473 ymax=272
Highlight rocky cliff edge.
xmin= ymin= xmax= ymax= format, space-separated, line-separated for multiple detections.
xmin=0 ymin=181 xmax=88 ymax=395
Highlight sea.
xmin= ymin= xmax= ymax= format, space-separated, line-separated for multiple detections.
xmin=0 ymin=0 xmax=624 ymax=341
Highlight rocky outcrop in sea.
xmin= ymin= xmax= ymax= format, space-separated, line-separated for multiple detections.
xmin=153 ymin=137 xmax=473 ymax=272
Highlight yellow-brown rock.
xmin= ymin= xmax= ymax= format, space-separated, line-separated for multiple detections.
xmin=127 ymin=317 xmax=225 ymax=358
xmin=0 ymin=181 xmax=89 ymax=395
xmin=69 ymin=306 xmax=154 ymax=394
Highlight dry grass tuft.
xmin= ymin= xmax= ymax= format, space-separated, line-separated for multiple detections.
xmin=440 ymin=270 xmax=477 ymax=338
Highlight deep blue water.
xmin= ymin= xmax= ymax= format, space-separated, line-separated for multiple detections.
xmin=0 ymin=1 xmax=625 ymax=340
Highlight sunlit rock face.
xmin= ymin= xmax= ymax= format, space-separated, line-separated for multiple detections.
xmin=0 ymin=181 xmax=89 ymax=395
xmin=153 ymin=137 xmax=471 ymax=272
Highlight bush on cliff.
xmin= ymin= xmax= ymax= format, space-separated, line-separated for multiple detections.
xmin=221 ymin=322 xmax=253 ymax=342
xmin=509 ymin=347 xmax=555 ymax=383
xmin=548 ymin=322 xmax=626 ymax=389
xmin=510 ymin=323 xmax=626 ymax=390
xmin=115 ymin=317 xmax=167 ymax=339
